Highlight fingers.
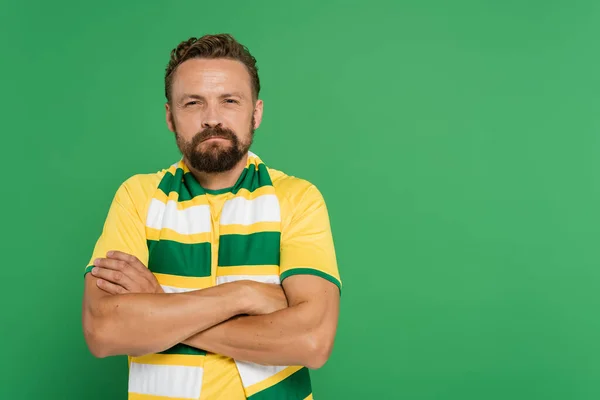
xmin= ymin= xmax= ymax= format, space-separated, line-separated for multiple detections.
xmin=91 ymin=264 xmax=135 ymax=291
xmin=106 ymin=251 xmax=158 ymax=287
xmin=105 ymin=251 xmax=155 ymax=284
xmin=93 ymin=256 xmax=129 ymax=271
xmin=96 ymin=278 xmax=127 ymax=295
xmin=106 ymin=251 xmax=147 ymax=273
xmin=94 ymin=251 xmax=162 ymax=294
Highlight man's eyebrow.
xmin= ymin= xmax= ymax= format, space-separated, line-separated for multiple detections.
xmin=178 ymin=92 xmax=245 ymax=102
xmin=220 ymin=92 xmax=245 ymax=99
xmin=178 ymin=94 xmax=204 ymax=102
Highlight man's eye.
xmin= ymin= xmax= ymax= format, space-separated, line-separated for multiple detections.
xmin=186 ymin=101 xmax=199 ymax=106
xmin=225 ymin=99 xmax=239 ymax=104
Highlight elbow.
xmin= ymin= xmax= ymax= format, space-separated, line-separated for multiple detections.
xmin=302 ymin=330 xmax=335 ymax=370
xmin=87 ymin=342 xmax=111 ymax=359
xmin=82 ymin=310 xmax=115 ymax=358
xmin=82 ymin=311 xmax=149 ymax=359
xmin=83 ymin=326 xmax=108 ymax=358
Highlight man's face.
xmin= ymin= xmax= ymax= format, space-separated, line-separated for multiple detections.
xmin=165 ymin=58 xmax=263 ymax=173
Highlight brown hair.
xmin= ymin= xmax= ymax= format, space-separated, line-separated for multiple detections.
xmin=164 ymin=33 xmax=260 ymax=104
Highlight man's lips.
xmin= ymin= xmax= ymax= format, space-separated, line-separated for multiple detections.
xmin=200 ymin=136 xmax=230 ymax=143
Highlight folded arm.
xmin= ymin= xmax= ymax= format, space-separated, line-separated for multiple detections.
xmin=82 ymin=274 xmax=249 ymax=358
xmin=182 ymin=274 xmax=340 ymax=369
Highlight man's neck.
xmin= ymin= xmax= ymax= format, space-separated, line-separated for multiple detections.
xmin=185 ymin=153 xmax=249 ymax=191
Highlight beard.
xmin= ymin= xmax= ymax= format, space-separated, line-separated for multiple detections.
xmin=175 ymin=117 xmax=255 ymax=173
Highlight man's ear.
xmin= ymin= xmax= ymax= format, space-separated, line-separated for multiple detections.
xmin=165 ymin=102 xmax=175 ymax=132
xmin=253 ymin=99 xmax=264 ymax=129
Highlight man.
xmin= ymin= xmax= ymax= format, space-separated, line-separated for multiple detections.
xmin=82 ymin=33 xmax=342 ymax=400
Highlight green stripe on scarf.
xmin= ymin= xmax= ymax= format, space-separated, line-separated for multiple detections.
xmin=147 ymin=240 xmax=211 ymax=277
xmin=158 ymin=168 xmax=196 ymax=201
xmin=231 ymin=163 xmax=273 ymax=194
xmin=218 ymin=232 xmax=281 ymax=266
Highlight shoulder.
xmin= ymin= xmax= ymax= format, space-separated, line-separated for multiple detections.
xmin=268 ymin=167 xmax=327 ymax=218
xmin=113 ymin=167 xmax=169 ymax=213
xmin=120 ymin=171 xmax=165 ymax=197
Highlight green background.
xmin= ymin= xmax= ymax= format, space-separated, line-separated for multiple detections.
xmin=1 ymin=0 xmax=599 ymax=398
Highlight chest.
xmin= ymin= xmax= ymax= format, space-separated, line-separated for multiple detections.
xmin=144 ymin=191 xmax=282 ymax=290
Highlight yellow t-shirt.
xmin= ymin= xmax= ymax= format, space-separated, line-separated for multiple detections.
xmin=85 ymin=162 xmax=341 ymax=399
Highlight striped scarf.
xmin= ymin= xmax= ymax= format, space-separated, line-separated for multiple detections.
xmin=127 ymin=152 xmax=312 ymax=399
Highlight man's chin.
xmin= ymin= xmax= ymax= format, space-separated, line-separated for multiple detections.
xmin=187 ymin=150 xmax=237 ymax=168
xmin=198 ymin=148 xmax=232 ymax=159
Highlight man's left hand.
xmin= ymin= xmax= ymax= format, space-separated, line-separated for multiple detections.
xmin=91 ymin=251 xmax=163 ymax=295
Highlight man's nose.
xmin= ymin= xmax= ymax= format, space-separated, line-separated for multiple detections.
xmin=202 ymin=105 xmax=223 ymax=128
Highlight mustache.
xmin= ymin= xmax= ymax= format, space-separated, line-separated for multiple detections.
xmin=192 ymin=126 xmax=237 ymax=145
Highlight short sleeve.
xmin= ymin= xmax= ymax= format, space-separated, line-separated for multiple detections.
xmin=83 ymin=179 xmax=149 ymax=276
xmin=279 ymin=184 xmax=341 ymax=294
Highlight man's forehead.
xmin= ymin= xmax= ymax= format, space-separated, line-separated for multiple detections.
xmin=172 ymin=58 xmax=252 ymax=95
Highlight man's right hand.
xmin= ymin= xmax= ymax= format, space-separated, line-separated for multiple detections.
xmin=237 ymin=281 xmax=289 ymax=315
